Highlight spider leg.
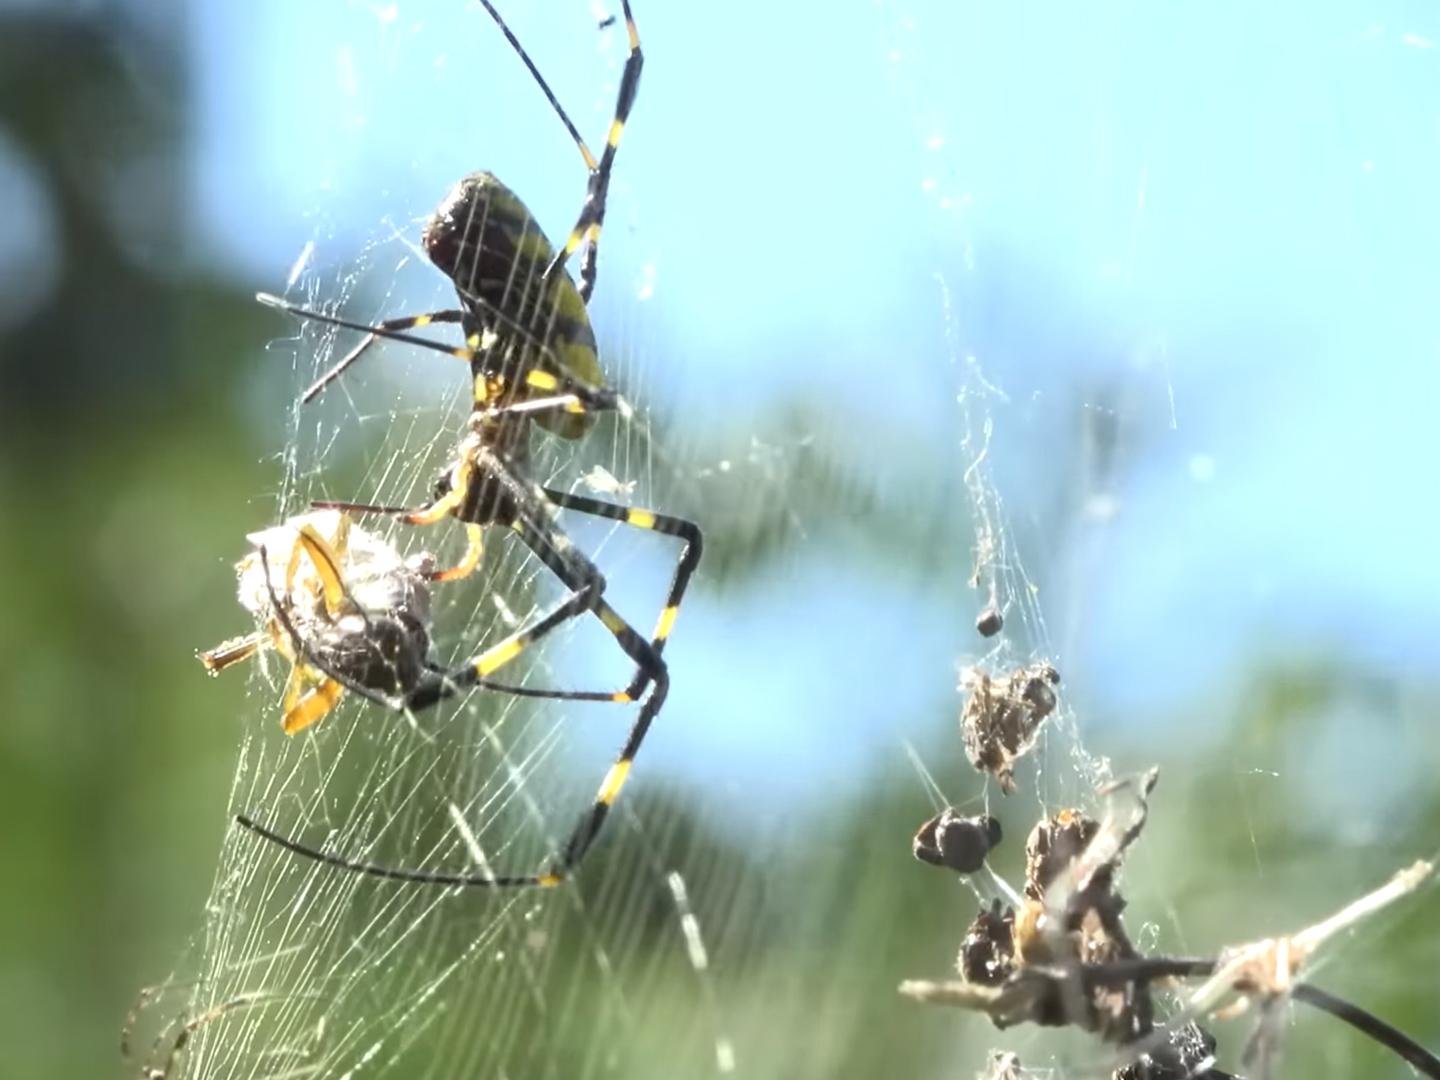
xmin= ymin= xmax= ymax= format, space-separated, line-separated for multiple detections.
xmin=399 ymin=483 xmax=668 ymax=708
xmin=234 ymin=624 xmax=670 ymax=888
xmin=308 ymin=493 xmax=477 ymax=577
xmin=464 ymin=453 xmax=669 ymax=703
xmin=500 ymin=371 xmax=620 ymax=416
xmin=539 ymin=0 xmax=643 ymax=301
xmin=259 ymin=293 xmax=621 ymax=416
xmin=258 ymin=292 xmax=473 ymax=366
xmin=317 ymin=452 xmax=677 ymax=701
xmin=430 ymin=523 xmax=485 ymax=583
xmin=295 ymin=499 xmax=637 ymax=703
xmin=237 ymin=462 xmax=677 ymax=885
xmin=402 ymin=573 xmax=604 ymax=710
xmin=474 ymin=0 xmax=597 ymax=174
xmin=542 ymin=486 xmax=701 ymax=699
xmin=541 ymin=667 xmax=667 ymax=883
xmin=234 ymin=812 xmax=550 ymax=888
xmin=299 ymin=309 xmax=465 ymax=403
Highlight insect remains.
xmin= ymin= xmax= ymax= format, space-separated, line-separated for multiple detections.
xmin=960 ymin=662 xmax=1060 ymax=794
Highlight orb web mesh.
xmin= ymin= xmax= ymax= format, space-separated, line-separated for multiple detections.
xmin=135 ymin=1 xmax=1440 ymax=1077
xmin=173 ymin=233 xmax=732 ymax=1077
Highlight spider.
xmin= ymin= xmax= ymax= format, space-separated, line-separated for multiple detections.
xmin=239 ymin=1 xmax=702 ymax=888
xmin=264 ymin=0 xmax=642 ymax=420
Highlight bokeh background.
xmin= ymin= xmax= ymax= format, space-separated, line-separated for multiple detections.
xmin=1 ymin=1 xmax=1437 ymax=1077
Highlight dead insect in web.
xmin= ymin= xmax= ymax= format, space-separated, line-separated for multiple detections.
xmin=958 ymin=900 xmax=1018 ymax=987
xmin=199 ymin=510 xmax=439 ymax=734
xmin=913 ymin=809 xmax=1002 ymax=875
xmin=925 ymin=779 xmax=1160 ymax=1040
xmin=199 ymin=509 xmax=616 ymax=734
xmin=904 ymin=787 xmax=1439 ymax=1080
xmin=975 ymin=603 xmax=1004 ymax=638
xmin=1023 ymin=807 xmax=1101 ymax=904
xmin=1014 ymin=779 xmax=1159 ymax=1042
xmin=959 ymin=662 xmax=1060 ymax=793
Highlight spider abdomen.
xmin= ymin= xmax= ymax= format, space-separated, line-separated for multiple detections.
xmin=423 ymin=171 xmax=602 ymax=438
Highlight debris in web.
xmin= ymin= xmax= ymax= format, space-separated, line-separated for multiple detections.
xmin=913 ymin=809 xmax=1002 ymax=875
xmin=974 ymin=603 xmax=1004 ymax=638
xmin=198 ymin=508 xmax=439 ymax=733
xmin=579 ymin=463 xmax=637 ymax=498
xmin=957 ymin=900 xmax=1016 ymax=987
xmin=900 ymin=761 xmax=1440 ymax=1079
xmin=978 ymin=1049 xmax=1022 ymax=1079
xmin=959 ymin=662 xmax=1061 ymax=794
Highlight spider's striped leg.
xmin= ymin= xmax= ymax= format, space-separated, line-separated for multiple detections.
xmin=310 ymin=451 xmax=498 ymax=585
xmin=259 ymin=291 xmax=621 ymax=414
xmin=234 ymin=462 xmax=681 ymax=886
xmin=234 ymin=657 xmax=669 ymax=889
xmin=306 ymin=465 xmax=638 ymax=704
xmin=233 ymin=814 xmax=551 ymax=888
xmin=541 ymin=665 xmax=667 ymax=883
xmin=310 ymin=448 xmax=482 ymax=580
xmin=236 ymin=518 xmax=671 ymax=886
xmin=474 ymin=0 xmax=597 ymax=174
xmin=258 ymin=292 xmax=472 ymax=377
xmin=415 ymin=504 xmax=668 ymax=706
xmin=506 ymin=369 xmax=620 ymax=417
xmin=404 ymin=572 xmax=604 ymax=710
xmin=298 ymin=309 xmax=465 ymax=402
xmin=317 ymin=449 xmax=674 ymax=703
xmin=542 ymin=486 xmax=701 ymax=700
xmin=474 ymin=452 xmax=670 ymax=704
xmin=540 ymin=0 xmax=643 ymax=301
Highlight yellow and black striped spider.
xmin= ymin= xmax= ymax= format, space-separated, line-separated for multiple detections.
xmin=240 ymin=1 xmax=701 ymax=888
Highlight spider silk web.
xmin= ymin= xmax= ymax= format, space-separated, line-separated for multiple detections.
xmin=147 ymin=0 xmax=1440 ymax=1077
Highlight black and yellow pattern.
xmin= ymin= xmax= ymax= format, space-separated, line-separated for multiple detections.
xmin=296 ymin=422 xmax=702 ymax=719
xmin=240 ymin=432 xmax=700 ymax=888
xmin=238 ymin=1 xmax=703 ymax=890
xmin=262 ymin=0 xmax=644 ymax=436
